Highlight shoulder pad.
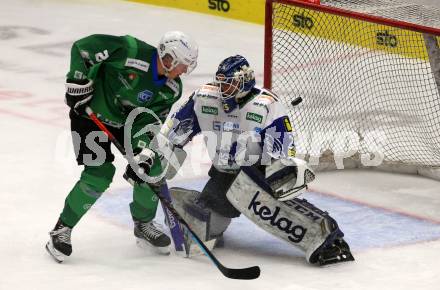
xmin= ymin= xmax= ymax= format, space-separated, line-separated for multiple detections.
xmin=194 ymin=84 xmax=220 ymax=100
xmin=252 ymin=88 xmax=280 ymax=105
xmin=166 ymin=79 xmax=181 ymax=97
xmin=200 ymin=84 xmax=219 ymax=93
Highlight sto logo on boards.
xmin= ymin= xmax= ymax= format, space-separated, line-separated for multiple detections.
xmin=376 ymin=30 xmax=398 ymax=47
xmin=292 ymin=13 xmax=314 ymax=29
xmin=208 ymin=0 xmax=230 ymax=12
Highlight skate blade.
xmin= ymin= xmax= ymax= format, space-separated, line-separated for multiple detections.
xmin=318 ymin=253 xmax=355 ymax=266
xmin=136 ymin=238 xmax=170 ymax=255
xmin=45 ymin=241 xmax=66 ymax=263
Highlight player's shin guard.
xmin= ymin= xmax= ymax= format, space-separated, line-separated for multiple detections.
xmin=169 ymin=187 xmax=231 ymax=256
xmin=60 ymin=163 xmax=115 ymax=227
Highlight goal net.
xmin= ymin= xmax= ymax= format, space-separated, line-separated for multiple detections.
xmin=264 ymin=0 xmax=440 ymax=179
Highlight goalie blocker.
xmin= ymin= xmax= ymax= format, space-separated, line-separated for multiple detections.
xmin=170 ymin=158 xmax=354 ymax=265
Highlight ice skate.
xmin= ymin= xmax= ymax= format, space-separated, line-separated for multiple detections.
xmin=45 ymin=219 xmax=72 ymax=263
xmin=134 ymin=220 xmax=171 ymax=255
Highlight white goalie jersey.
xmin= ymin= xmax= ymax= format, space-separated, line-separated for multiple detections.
xmin=163 ymin=84 xmax=296 ymax=172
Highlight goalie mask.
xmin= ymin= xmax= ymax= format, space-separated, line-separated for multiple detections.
xmin=158 ymin=31 xmax=198 ymax=75
xmin=214 ymin=55 xmax=256 ymax=113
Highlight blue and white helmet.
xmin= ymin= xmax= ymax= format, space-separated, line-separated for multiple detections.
xmin=215 ymin=55 xmax=255 ymax=98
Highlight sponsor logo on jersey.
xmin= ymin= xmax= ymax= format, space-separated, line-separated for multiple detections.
xmin=166 ymin=79 xmax=180 ymax=97
xmin=213 ymin=121 xmax=221 ymax=131
xmin=197 ymin=85 xmax=219 ymax=99
xmin=288 ymin=147 xmax=296 ymax=157
xmin=246 ymin=112 xmax=263 ymax=123
xmin=118 ymin=73 xmax=132 ymax=90
xmin=223 ymin=121 xmax=239 ymax=132
xmin=202 ymin=105 xmax=218 ymax=115
xmin=252 ymin=101 xmax=269 ymax=111
xmin=201 ymin=84 xmax=219 ymax=92
xmin=73 ymin=70 xmax=85 ymax=80
xmin=95 ymin=112 xmax=124 ymax=128
xmin=254 ymin=127 xmax=262 ymax=133
xmin=125 ymin=58 xmax=150 ymax=72
xmin=248 ymin=191 xmax=307 ymax=243
xmin=283 ymin=117 xmax=292 ymax=132
xmin=137 ymin=140 xmax=148 ymax=149
xmin=158 ymin=91 xmax=171 ymax=100
xmin=138 ymin=89 xmax=153 ymax=103
xmin=198 ymin=93 xmax=218 ymax=100
xmin=212 ymin=121 xmax=239 ymax=133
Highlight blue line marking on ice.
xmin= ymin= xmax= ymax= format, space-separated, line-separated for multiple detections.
xmin=93 ymin=177 xmax=440 ymax=252
xmin=304 ymin=192 xmax=440 ymax=250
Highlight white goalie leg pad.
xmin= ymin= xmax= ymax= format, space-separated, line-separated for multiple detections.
xmin=169 ymin=187 xmax=231 ymax=257
xmin=266 ymin=158 xmax=316 ymax=201
xmin=226 ymin=167 xmax=342 ymax=263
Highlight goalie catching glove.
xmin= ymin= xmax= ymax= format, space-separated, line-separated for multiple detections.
xmin=65 ymin=79 xmax=94 ymax=115
xmin=265 ymin=158 xmax=316 ymax=201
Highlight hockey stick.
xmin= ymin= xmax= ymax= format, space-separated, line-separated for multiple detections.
xmin=85 ymin=107 xmax=260 ymax=280
xmin=160 ymin=183 xmax=186 ymax=253
xmin=83 ymin=108 xmax=185 ymax=254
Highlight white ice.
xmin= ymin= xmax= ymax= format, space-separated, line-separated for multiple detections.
xmin=0 ymin=0 xmax=439 ymax=289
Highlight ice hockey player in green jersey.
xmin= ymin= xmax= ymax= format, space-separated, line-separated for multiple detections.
xmin=45 ymin=31 xmax=198 ymax=263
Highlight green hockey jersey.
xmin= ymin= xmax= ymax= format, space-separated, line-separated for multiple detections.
xmin=68 ymin=34 xmax=182 ymax=126
xmin=67 ymin=34 xmax=183 ymax=148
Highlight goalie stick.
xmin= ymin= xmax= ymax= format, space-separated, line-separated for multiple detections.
xmin=85 ymin=107 xmax=260 ymax=280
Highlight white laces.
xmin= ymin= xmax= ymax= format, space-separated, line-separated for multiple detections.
xmin=139 ymin=221 xmax=163 ymax=239
xmin=50 ymin=227 xmax=72 ymax=244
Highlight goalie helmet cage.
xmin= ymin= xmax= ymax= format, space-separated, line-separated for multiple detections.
xmin=264 ymin=0 xmax=440 ymax=180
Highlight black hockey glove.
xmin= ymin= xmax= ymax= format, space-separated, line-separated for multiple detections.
xmin=123 ymin=148 xmax=155 ymax=185
xmin=65 ymin=79 xmax=94 ymax=116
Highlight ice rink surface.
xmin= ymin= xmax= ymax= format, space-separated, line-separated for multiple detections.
xmin=0 ymin=0 xmax=439 ymax=289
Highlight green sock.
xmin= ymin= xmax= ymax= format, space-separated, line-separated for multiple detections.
xmin=130 ymin=183 xmax=159 ymax=222
xmin=60 ymin=162 xmax=115 ymax=227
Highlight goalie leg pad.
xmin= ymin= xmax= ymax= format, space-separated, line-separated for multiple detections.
xmin=169 ymin=187 xmax=231 ymax=256
xmin=287 ymin=198 xmax=354 ymax=265
xmin=226 ymin=168 xmax=354 ymax=265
